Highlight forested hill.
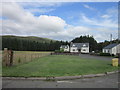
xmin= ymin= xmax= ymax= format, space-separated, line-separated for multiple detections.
xmin=2 ymin=35 xmax=68 ymax=51
xmin=2 ymin=35 xmax=119 ymax=52
xmin=2 ymin=35 xmax=55 ymax=43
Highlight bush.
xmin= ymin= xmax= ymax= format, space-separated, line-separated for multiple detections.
xmin=55 ymin=50 xmax=60 ymax=53
xmin=60 ymin=48 xmax=64 ymax=52
xmin=114 ymin=54 xmax=119 ymax=58
xmin=55 ymin=49 xmax=64 ymax=53
xmin=99 ymin=53 xmax=111 ymax=56
xmin=111 ymin=54 xmax=115 ymax=56
xmin=114 ymin=55 xmax=118 ymax=58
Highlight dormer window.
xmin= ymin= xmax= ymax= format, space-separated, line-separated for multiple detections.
xmin=83 ymin=44 xmax=86 ymax=47
xmin=73 ymin=44 xmax=75 ymax=47
xmin=65 ymin=46 xmax=68 ymax=49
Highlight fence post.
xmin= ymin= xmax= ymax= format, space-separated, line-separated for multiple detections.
xmin=3 ymin=48 xmax=13 ymax=66
xmin=118 ymin=53 xmax=120 ymax=65
xmin=31 ymin=54 xmax=32 ymax=61
xmin=9 ymin=50 xmax=13 ymax=66
xmin=3 ymin=48 xmax=8 ymax=66
xmin=25 ymin=54 xmax=26 ymax=62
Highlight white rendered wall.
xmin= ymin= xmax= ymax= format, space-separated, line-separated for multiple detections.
xmin=70 ymin=47 xmax=78 ymax=52
xmin=64 ymin=46 xmax=70 ymax=52
xmin=81 ymin=47 xmax=89 ymax=53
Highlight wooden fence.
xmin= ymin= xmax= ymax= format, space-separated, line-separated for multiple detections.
xmin=2 ymin=48 xmax=51 ymax=66
xmin=13 ymin=51 xmax=51 ymax=65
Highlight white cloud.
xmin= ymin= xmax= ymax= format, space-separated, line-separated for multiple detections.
xmin=25 ymin=8 xmax=55 ymax=13
xmin=2 ymin=0 xmax=120 ymax=2
xmin=1 ymin=3 xmax=66 ymax=34
xmin=19 ymin=2 xmax=62 ymax=8
xmin=83 ymin=4 xmax=96 ymax=11
xmin=1 ymin=2 xmax=118 ymax=42
xmin=18 ymin=2 xmax=62 ymax=14
xmin=106 ymin=7 xmax=118 ymax=15
xmin=101 ymin=15 xmax=110 ymax=18
xmin=36 ymin=25 xmax=92 ymax=41
xmin=81 ymin=14 xmax=118 ymax=28
xmin=79 ymin=13 xmax=118 ymax=41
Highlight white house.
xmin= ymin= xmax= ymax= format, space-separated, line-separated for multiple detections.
xmin=70 ymin=43 xmax=89 ymax=53
xmin=60 ymin=45 xmax=69 ymax=52
xmin=60 ymin=43 xmax=89 ymax=53
xmin=102 ymin=43 xmax=120 ymax=55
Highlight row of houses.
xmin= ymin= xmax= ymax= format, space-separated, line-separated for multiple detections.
xmin=60 ymin=42 xmax=120 ymax=55
xmin=60 ymin=42 xmax=89 ymax=53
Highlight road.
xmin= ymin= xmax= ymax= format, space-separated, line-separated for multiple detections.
xmin=2 ymin=73 xmax=119 ymax=88
xmin=79 ymin=54 xmax=114 ymax=61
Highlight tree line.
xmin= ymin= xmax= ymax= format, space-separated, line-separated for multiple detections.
xmin=2 ymin=37 xmax=69 ymax=51
xmin=72 ymin=35 xmax=119 ymax=52
xmin=2 ymin=35 xmax=119 ymax=52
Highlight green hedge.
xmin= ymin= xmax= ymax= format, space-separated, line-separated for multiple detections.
xmin=99 ymin=53 xmax=111 ymax=56
xmin=55 ymin=49 xmax=64 ymax=53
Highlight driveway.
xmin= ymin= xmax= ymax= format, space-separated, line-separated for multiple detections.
xmin=79 ymin=54 xmax=114 ymax=61
xmin=2 ymin=73 xmax=119 ymax=88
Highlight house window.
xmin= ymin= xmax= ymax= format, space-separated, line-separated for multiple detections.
xmin=73 ymin=49 xmax=75 ymax=51
xmin=105 ymin=50 xmax=107 ymax=53
xmin=83 ymin=49 xmax=86 ymax=51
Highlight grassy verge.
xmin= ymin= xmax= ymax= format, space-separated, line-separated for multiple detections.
xmin=2 ymin=55 xmax=118 ymax=77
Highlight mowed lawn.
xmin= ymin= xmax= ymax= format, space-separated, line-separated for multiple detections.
xmin=2 ymin=55 xmax=118 ymax=77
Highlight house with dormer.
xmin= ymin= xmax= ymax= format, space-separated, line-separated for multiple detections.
xmin=70 ymin=42 xmax=89 ymax=53
xmin=60 ymin=42 xmax=89 ymax=53
xmin=60 ymin=45 xmax=70 ymax=52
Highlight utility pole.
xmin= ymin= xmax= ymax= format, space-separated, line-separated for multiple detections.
xmin=110 ymin=34 xmax=112 ymax=44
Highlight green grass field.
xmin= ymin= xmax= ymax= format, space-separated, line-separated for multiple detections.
xmin=2 ymin=55 xmax=118 ymax=77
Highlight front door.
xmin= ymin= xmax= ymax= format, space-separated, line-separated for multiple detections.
xmin=78 ymin=49 xmax=81 ymax=53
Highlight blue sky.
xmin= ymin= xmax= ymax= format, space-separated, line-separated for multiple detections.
xmin=1 ymin=2 xmax=118 ymax=42
xmin=21 ymin=2 xmax=118 ymax=24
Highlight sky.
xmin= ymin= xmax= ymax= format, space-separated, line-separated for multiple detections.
xmin=0 ymin=2 xmax=119 ymax=42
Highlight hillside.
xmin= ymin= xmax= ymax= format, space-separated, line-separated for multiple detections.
xmin=1 ymin=35 xmax=67 ymax=51
xmin=1 ymin=35 xmax=56 ymax=43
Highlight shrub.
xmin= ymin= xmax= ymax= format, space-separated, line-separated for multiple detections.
xmin=114 ymin=55 xmax=118 ymax=58
xmin=55 ymin=50 xmax=60 ymax=53
xmin=99 ymin=53 xmax=111 ymax=56
xmin=60 ymin=48 xmax=64 ymax=52
xmin=55 ymin=49 xmax=64 ymax=53
xmin=114 ymin=53 xmax=119 ymax=58
xmin=111 ymin=54 xmax=115 ymax=56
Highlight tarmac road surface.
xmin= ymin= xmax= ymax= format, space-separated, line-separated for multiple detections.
xmin=79 ymin=54 xmax=114 ymax=61
xmin=2 ymin=73 xmax=119 ymax=88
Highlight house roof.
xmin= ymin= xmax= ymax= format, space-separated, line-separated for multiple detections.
xmin=103 ymin=43 xmax=119 ymax=49
xmin=60 ymin=45 xmax=69 ymax=48
xmin=70 ymin=43 xmax=89 ymax=49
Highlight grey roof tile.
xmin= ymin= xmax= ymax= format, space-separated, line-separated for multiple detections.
xmin=103 ymin=43 xmax=119 ymax=49
xmin=70 ymin=43 xmax=89 ymax=49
